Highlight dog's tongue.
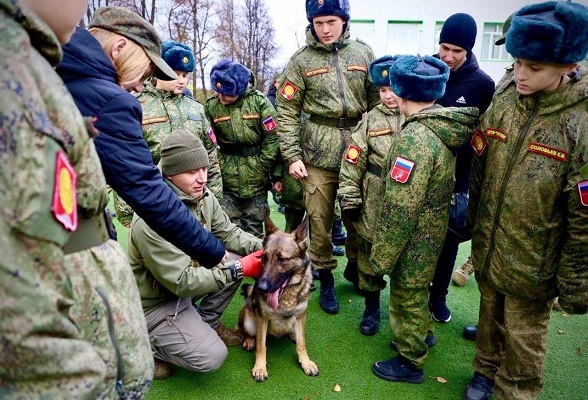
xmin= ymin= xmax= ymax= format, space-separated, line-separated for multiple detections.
xmin=267 ymin=290 xmax=280 ymax=311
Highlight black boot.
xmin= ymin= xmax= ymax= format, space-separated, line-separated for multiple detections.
xmin=332 ymin=245 xmax=345 ymax=256
xmin=343 ymin=260 xmax=360 ymax=292
xmin=359 ymin=291 xmax=380 ymax=336
xmin=331 ymin=217 xmax=347 ymax=245
xmin=318 ymin=269 xmax=339 ymax=314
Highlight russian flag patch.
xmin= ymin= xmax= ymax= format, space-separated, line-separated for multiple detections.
xmin=207 ymin=126 xmax=216 ymax=144
xmin=579 ymin=180 xmax=588 ymax=207
xmin=263 ymin=116 xmax=276 ymax=131
xmin=390 ymin=156 xmax=415 ymax=184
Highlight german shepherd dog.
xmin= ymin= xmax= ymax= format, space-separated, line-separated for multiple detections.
xmin=238 ymin=214 xmax=318 ymax=382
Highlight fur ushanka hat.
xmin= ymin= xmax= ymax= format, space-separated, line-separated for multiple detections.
xmin=161 ymin=41 xmax=195 ymax=73
xmin=306 ymin=0 xmax=350 ymax=22
xmin=389 ymin=55 xmax=450 ymax=102
xmin=369 ymin=55 xmax=400 ymax=87
xmin=210 ymin=59 xmax=251 ymax=97
xmin=506 ymin=1 xmax=588 ymax=65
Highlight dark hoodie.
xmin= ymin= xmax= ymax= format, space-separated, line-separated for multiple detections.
xmin=57 ymin=28 xmax=225 ymax=267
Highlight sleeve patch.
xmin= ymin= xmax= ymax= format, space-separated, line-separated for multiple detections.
xmin=389 ymin=156 xmax=415 ymax=184
xmin=280 ymin=81 xmax=298 ymax=100
xmin=263 ymin=116 xmax=276 ymax=131
xmin=345 ymin=145 xmax=361 ymax=163
xmin=578 ymin=180 xmax=588 ymax=206
xmin=53 ymin=150 xmax=78 ymax=231
xmin=207 ymin=126 xmax=216 ymax=143
xmin=471 ymin=130 xmax=487 ymax=156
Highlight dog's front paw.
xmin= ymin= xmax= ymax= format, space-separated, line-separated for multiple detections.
xmin=242 ymin=336 xmax=256 ymax=351
xmin=252 ymin=363 xmax=268 ymax=382
xmin=301 ymin=360 xmax=319 ymax=377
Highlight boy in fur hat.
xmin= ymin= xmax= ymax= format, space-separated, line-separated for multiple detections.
xmin=113 ymin=41 xmax=223 ymax=226
xmin=463 ymin=2 xmax=588 ymax=399
xmin=277 ymin=0 xmax=379 ymax=314
xmin=370 ymin=55 xmax=479 ymax=383
xmin=205 ymin=59 xmax=280 ymax=239
xmin=339 ymin=55 xmax=404 ymax=336
xmin=128 ymin=129 xmax=264 ymax=379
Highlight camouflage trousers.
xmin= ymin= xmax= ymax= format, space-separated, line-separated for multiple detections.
xmin=220 ymin=192 xmax=268 ymax=239
xmin=302 ymin=166 xmax=357 ymax=270
xmin=388 ymin=282 xmax=434 ymax=369
xmin=357 ymin=235 xmax=387 ymax=292
xmin=113 ymin=191 xmax=133 ymax=227
xmin=473 ymin=274 xmax=554 ymax=400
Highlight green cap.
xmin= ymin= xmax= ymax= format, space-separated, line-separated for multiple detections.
xmin=495 ymin=13 xmax=514 ymax=46
xmin=90 ymin=7 xmax=177 ymax=80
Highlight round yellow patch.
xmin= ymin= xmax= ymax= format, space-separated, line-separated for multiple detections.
xmin=284 ymin=85 xmax=295 ymax=96
xmin=59 ymin=167 xmax=74 ymax=214
xmin=473 ymin=136 xmax=483 ymax=150
xmin=347 ymin=148 xmax=358 ymax=159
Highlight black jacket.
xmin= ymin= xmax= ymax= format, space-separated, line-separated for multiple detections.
xmin=57 ymin=28 xmax=225 ymax=267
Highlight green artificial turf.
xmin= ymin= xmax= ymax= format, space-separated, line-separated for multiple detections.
xmin=110 ymin=196 xmax=588 ymax=400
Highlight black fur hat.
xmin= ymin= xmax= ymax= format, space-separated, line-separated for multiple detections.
xmin=389 ymin=55 xmax=449 ymax=102
xmin=506 ymin=1 xmax=588 ymax=65
xmin=210 ymin=59 xmax=251 ymax=97
xmin=306 ymin=0 xmax=350 ymax=22
xmin=161 ymin=41 xmax=195 ymax=73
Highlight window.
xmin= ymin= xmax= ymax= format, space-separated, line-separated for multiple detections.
xmin=386 ymin=21 xmax=421 ymax=55
xmin=481 ymin=23 xmax=511 ymax=61
xmin=350 ymin=20 xmax=376 ymax=48
xmin=433 ymin=21 xmax=444 ymax=53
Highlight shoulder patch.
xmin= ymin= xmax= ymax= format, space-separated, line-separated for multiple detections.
xmin=389 ymin=156 xmax=415 ymax=184
xmin=345 ymin=145 xmax=361 ymax=163
xmin=207 ymin=126 xmax=217 ymax=143
xmin=369 ymin=128 xmax=393 ymax=137
xmin=528 ymin=142 xmax=567 ymax=162
xmin=579 ymin=180 xmax=588 ymax=207
xmin=280 ymin=80 xmax=299 ymax=101
xmin=53 ymin=150 xmax=77 ymax=231
xmin=471 ymin=130 xmax=487 ymax=156
xmin=242 ymin=113 xmax=260 ymax=120
xmin=142 ymin=116 xmax=168 ymax=125
xmin=305 ymin=67 xmax=330 ymax=77
xmin=213 ymin=115 xmax=231 ymax=123
xmin=485 ymin=127 xmax=507 ymax=142
xmin=263 ymin=116 xmax=276 ymax=131
xmin=347 ymin=64 xmax=367 ymax=72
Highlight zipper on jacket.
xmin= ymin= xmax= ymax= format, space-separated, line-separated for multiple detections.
xmin=96 ymin=287 xmax=127 ymax=399
xmin=482 ymin=97 xmax=540 ymax=278
xmin=333 ymin=43 xmax=348 ymax=155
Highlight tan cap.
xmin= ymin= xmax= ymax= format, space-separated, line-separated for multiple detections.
xmin=90 ymin=7 xmax=177 ymax=80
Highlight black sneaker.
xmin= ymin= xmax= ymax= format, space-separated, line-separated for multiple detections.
xmin=463 ymin=372 xmax=494 ymax=400
xmin=372 ymin=355 xmax=424 ymax=384
xmin=390 ymin=334 xmax=437 ymax=352
xmin=359 ymin=307 xmax=380 ymax=336
xmin=429 ymin=299 xmax=452 ymax=323
xmin=319 ymin=284 xmax=339 ymax=314
xmin=332 ymin=245 xmax=345 ymax=256
xmin=463 ymin=325 xmax=477 ymax=341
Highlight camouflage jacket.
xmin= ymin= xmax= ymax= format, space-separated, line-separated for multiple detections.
xmin=0 ymin=1 xmax=152 ymax=398
xmin=370 ymin=106 xmax=479 ymax=288
xmin=137 ymin=83 xmax=222 ymax=198
xmin=128 ymin=180 xmax=262 ymax=313
xmin=339 ymin=104 xmax=404 ymax=242
xmin=276 ymin=24 xmax=380 ymax=171
xmin=469 ymin=67 xmax=588 ymax=312
xmin=205 ymin=74 xmax=279 ymax=199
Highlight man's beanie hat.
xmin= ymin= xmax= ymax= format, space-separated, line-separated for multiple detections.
xmin=210 ymin=59 xmax=251 ymax=97
xmin=439 ymin=13 xmax=477 ymax=53
xmin=306 ymin=0 xmax=350 ymax=22
xmin=161 ymin=130 xmax=209 ymax=176
xmin=494 ymin=13 xmax=514 ymax=46
xmin=506 ymin=1 xmax=588 ymax=65
xmin=369 ymin=55 xmax=399 ymax=87
xmin=161 ymin=41 xmax=195 ymax=73
xmin=90 ymin=7 xmax=177 ymax=80
xmin=389 ymin=55 xmax=450 ymax=102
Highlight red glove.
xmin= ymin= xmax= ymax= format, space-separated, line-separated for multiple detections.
xmin=240 ymin=249 xmax=264 ymax=279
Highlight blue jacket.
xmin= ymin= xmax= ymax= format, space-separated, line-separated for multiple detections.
xmin=435 ymin=52 xmax=495 ymax=193
xmin=57 ymin=28 xmax=225 ymax=267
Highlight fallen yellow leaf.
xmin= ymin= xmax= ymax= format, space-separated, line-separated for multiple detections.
xmin=436 ymin=376 xmax=448 ymax=384
xmin=333 ymin=383 xmax=341 ymax=392
xmin=558 ymin=330 xmax=565 ymax=335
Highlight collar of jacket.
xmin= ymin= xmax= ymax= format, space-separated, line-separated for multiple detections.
xmin=142 ymin=83 xmax=181 ymax=100
xmin=162 ymin=175 xmax=209 ymax=206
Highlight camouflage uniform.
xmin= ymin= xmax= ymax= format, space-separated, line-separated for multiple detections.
xmin=277 ymin=24 xmax=379 ymax=271
xmin=205 ymin=74 xmax=279 ymax=238
xmin=113 ymin=83 xmax=223 ymax=226
xmin=0 ymin=1 xmax=152 ymax=398
xmin=370 ymin=106 xmax=478 ymax=368
xmin=469 ymin=66 xmax=588 ymax=399
xmin=339 ymin=104 xmax=404 ymax=292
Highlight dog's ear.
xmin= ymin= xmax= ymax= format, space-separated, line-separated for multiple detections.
xmin=293 ymin=216 xmax=309 ymax=248
xmin=264 ymin=210 xmax=280 ymax=236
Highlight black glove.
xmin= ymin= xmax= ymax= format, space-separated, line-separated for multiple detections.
xmin=343 ymin=207 xmax=361 ymax=222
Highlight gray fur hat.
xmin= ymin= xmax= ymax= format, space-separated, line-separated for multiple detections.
xmin=389 ymin=55 xmax=449 ymax=102
xmin=161 ymin=130 xmax=209 ymax=176
xmin=306 ymin=0 xmax=350 ymax=22
xmin=506 ymin=1 xmax=588 ymax=65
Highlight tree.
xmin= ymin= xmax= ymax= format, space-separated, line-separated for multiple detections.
xmin=164 ymin=0 xmax=218 ymax=103
xmin=81 ymin=0 xmax=158 ymax=27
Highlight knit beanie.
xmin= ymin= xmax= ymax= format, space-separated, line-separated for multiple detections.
xmin=506 ymin=1 xmax=588 ymax=65
xmin=161 ymin=130 xmax=209 ymax=176
xmin=439 ymin=13 xmax=477 ymax=53
xmin=389 ymin=55 xmax=450 ymax=102
xmin=210 ymin=59 xmax=251 ymax=97
xmin=369 ymin=55 xmax=400 ymax=87
xmin=161 ymin=41 xmax=195 ymax=73
xmin=306 ymin=0 xmax=350 ymax=22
